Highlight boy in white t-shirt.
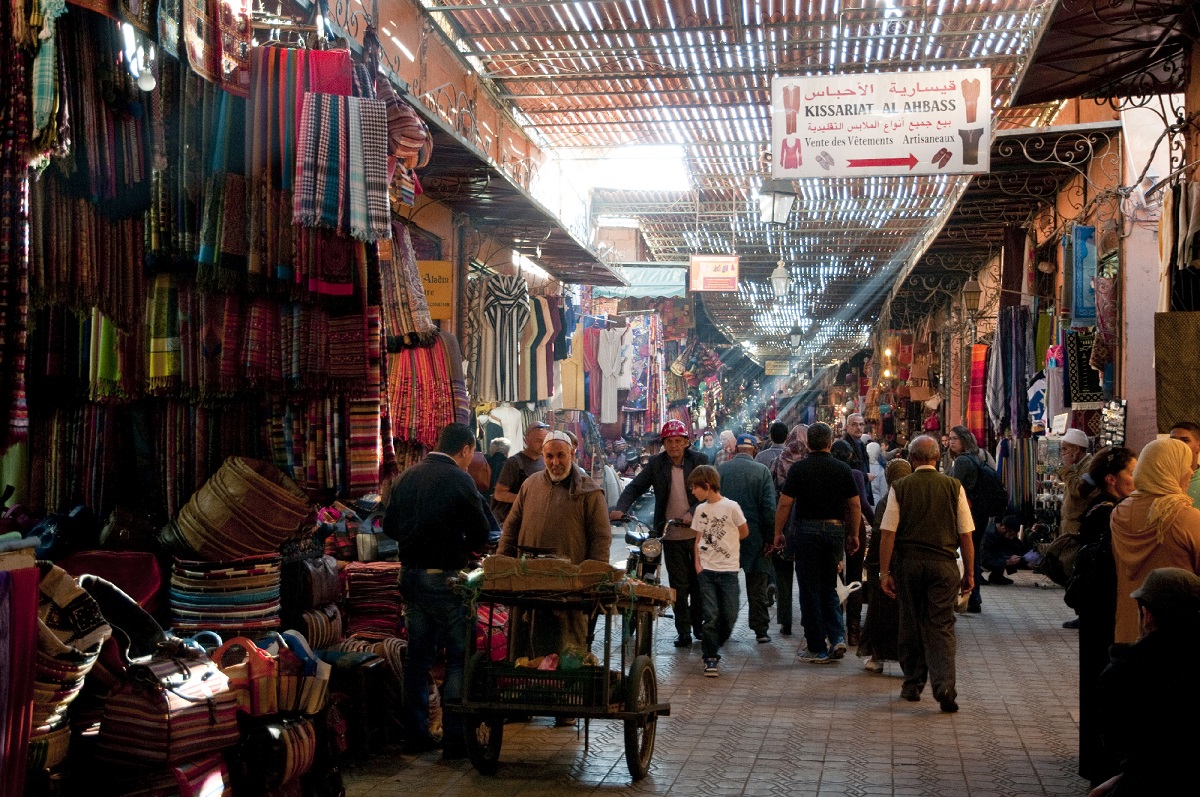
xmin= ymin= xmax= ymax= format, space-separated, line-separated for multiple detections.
xmin=687 ymin=465 xmax=749 ymax=677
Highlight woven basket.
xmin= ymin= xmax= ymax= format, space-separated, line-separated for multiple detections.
xmin=162 ymin=457 xmax=310 ymax=561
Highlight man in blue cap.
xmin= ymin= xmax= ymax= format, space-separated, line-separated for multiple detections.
xmin=718 ymin=433 xmax=778 ymax=643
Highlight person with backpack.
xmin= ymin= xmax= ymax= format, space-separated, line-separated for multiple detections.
xmin=1066 ymin=446 xmax=1137 ymax=788
xmin=948 ymin=426 xmax=1007 ymax=614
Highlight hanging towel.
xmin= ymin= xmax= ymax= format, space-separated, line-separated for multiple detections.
xmin=967 ymin=344 xmax=988 ymax=445
xmin=146 ymin=273 xmax=181 ymax=394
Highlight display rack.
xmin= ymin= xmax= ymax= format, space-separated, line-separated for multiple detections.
xmin=1100 ymin=400 xmax=1127 ymax=447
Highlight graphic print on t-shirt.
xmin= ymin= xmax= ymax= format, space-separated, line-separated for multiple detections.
xmin=693 ymin=497 xmax=745 ymax=571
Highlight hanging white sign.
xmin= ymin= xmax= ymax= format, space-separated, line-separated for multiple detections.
xmin=771 ymin=69 xmax=991 ymax=179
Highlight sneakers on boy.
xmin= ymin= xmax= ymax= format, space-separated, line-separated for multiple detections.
xmin=703 ymin=658 xmax=719 ymax=677
xmin=756 ymin=633 xmax=771 ymax=643
xmin=862 ymin=656 xmax=884 ymax=673
xmin=830 ymin=640 xmax=848 ymax=659
xmin=798 ymin=650 xmax=834 ymax=664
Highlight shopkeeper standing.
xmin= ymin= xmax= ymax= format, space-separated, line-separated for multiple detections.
xmin=490 ymin=421 xmax=550 ymax=524
xmin=612 ymin=420 xmax=708 ymax=648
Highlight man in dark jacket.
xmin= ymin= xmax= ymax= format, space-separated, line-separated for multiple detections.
xmin=384 ymin=423 xmax=490 ymax=759
xmin=843 ymin=413 xmax=873 ymax=503
xmin=613 ymin=419 xmax=708 ymax=646
xmin=719 ymin=434 xmax=777 ymax=643
xmin=1093 ymin=568 xmax=1200 ymax=796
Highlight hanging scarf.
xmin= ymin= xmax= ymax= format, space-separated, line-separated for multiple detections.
xmin=1132 ymin=438 xmax=1195 ymax=544
xmin=146 ymin=273 xmax=181 ymax=393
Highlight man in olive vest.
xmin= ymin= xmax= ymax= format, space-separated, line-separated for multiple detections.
xmin=878 ymin=435 xmax=975 ymax=713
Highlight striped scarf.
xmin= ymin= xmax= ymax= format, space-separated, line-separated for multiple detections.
xmin=146 ymin=273 xmax=181 ymax=394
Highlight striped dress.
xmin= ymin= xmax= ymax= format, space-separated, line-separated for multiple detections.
xmin=484 ymin=276 xmax=530 ymax=402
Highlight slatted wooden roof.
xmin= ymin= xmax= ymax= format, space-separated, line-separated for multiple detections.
xmin=411 ymin=0 xmax=1062 ymax=358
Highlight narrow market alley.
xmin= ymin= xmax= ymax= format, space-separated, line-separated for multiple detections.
xmin=344 ymin=568 xmax=1086 ymax=797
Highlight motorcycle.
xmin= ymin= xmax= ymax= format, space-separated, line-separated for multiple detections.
xmin=618 ymin=515 xmax=663 ymax=585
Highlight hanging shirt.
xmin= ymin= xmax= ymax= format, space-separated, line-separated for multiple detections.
xmin=598 ymin=328 xmax=624 ymax=424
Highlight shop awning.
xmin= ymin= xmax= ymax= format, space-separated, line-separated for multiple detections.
xmin=1011 ymin=0 xmax=1198 ymax=105
xmin=593 ymin=265 xmax=687 ymax=299
xmin=403 ymin=92 xmax=627 ymax=287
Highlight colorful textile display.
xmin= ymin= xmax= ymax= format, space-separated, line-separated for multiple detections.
xmin=1 ymin=561 xmax=40 ymax=797
xmin=169 ymin=555 xmax=282 ymax=634
xmin=967 ymin=343 xmax=989 ymax=445
xmin=380 ymin=223 xmax=434 ymax=345
xmin=248 ymin=46 xmax=352 ymax=291
xmin=387 ymin=336 xmax=460 ymax=450
xmin=293 ymin=92 xmax=391 ymax=242
xmin=342 ymin=561 xmax=404 ymax=641
xmin=0 ymin=7 xmax=30 ymax=454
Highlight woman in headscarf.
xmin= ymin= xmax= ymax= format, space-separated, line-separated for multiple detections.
xmin=771 ymin=424 xmax=809 ymax=494
xmin=769 ymin=424 xmax=807 ymax=636
xmin=860 ymin=456 xmax=912 ymax=673
xmin=867 ymin=441 xmax=888 ymax=505
xmin=1110 ymin=437 xmax=1200 ymax=644
xmin=714 ymin=429 xmax=737 ymax=466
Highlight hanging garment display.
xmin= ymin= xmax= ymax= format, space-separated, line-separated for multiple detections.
xmin=484 ymin=276 xmax=531 ymax=403
xmin=597 ymin=327 xmax=623 ymax=424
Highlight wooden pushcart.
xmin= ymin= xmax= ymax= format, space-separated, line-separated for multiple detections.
xmin=449 ymin=585 xmax=670 ymax=780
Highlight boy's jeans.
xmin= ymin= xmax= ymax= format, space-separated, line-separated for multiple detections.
xmin=698 ymin=569 xmax=740 ymax=659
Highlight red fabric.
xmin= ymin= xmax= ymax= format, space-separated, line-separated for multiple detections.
xmin=4 ymin=568 xmax=39 ymax=797
xmin=57 ymin=552 xmax=166 ymax=616
xmin=968 ymin=344 xmax=989 ymax=446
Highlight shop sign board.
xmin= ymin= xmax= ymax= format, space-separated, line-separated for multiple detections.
xmin=417 ymin=260 xmax=454 ymax=319
xmin=764 ymin=360 xmax=791 ymax=377
xmin=689 ymin=254 xmax=739 ymax=292
xmin=771 ymin=68 xmax=991 ymax=179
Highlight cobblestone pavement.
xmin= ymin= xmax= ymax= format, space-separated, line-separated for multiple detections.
xmin=343 ymin=569 xmax=1088 ymax=796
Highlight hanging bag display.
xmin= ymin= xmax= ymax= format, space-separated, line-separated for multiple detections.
xmin=98 ymin=639 xmax=240 ymax=765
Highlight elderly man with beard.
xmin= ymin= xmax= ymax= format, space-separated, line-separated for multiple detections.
xmin=500 ymin=431 xmax=612 ymax=659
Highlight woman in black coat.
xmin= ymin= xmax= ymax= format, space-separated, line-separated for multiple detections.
xmin=1072 ymin=446 xmax=1137 ymax=787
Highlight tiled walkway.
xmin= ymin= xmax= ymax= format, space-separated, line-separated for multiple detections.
xmin=343 ymin=569 xmax=1090 ymax=796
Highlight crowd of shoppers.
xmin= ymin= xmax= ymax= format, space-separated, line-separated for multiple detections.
xmin=382 ymin=411 xmax=1200 ymax=796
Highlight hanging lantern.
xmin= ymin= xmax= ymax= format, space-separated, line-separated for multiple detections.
xmin=757 ymin=180 xmax=797 ymax=225
xmin=789 ymin=325 xmax=802 ymax=349
xmin=770 ymin=260 xmax=791 ymax=297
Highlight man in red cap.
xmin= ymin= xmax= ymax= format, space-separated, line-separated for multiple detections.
xmin=613 ymin=420 xmax=708 ymax=646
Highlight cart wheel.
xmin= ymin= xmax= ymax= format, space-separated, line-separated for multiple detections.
xmin=623 ymin=654 xmax=657 ymax=781
xmin=463 ymin=712 xmax=503 ymax=775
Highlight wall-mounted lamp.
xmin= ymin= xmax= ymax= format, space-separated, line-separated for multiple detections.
xmin=963 ymin=278 xmax=982 ymax=315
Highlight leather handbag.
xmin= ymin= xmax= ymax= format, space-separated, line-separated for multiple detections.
xmin=212 ymin=636 xmax=280 ymax=717
xmin=281 ymin=555 xmax=340 ymax=611
xmin=238 ymin=717 xmax=318 ymax=790
xmin=98 ymin=639 xmax=241 ymax=765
